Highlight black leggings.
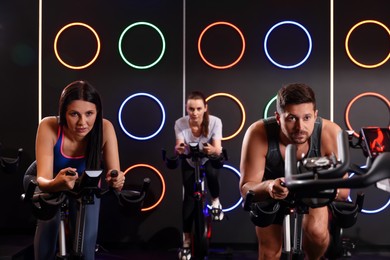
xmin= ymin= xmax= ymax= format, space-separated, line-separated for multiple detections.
xmin=181 ymin=159 xmax=220 ymax=233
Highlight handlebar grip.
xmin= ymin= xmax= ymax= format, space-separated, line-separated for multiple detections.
xmin=243 ymin=190 xmax=255 ymax=211
xmin=66 ymin=170 xmax=76 ymax=176
xmin=161 ymin=149 xmax=167 ymax=161
xmin=356 ymin=192 xmax=365 ymax=212
xmin=222 ymin=148 xmax=228 ymax=161
xmin=110 ymin=170 xmax=118 ymax=177
xmin=141 ymin=178 xmax=151 ymax=194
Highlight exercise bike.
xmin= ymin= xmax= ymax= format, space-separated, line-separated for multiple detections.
xmin=21 ymin=161 xmax=150 ymax=259
xmin=162 ymin=143 xmax=227 ymax=260
xmin=0 ymin=142 xmax=23 ymax=173
xmin=283 ymin=127 xmax=390 ymax=258
xmin=243 ymin=130 xmax=365 ymax=260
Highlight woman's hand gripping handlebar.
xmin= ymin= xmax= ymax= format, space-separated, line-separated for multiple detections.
xmin=162 ymin=142 xmax=228 ymax=170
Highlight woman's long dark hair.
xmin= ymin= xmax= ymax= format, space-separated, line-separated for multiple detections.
xmin=187 ymin=91 xmax=209 ymax=137
xmin=58 ymin=80 xmax=103 ymax=170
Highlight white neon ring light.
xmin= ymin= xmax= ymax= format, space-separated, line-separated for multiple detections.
xmin=264 ymin=21 xmax=312 ymax=69
xmin=118 ymin=21 xmax=166 ymax=69
xmin=118 ymin=93 xmax=166 ymax=140
xmin=348 ymin=172 xmax=390 ymax=214
xmin=207 ymin=164 xmax=243 ymax=212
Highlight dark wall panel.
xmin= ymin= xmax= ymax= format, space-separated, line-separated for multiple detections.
xmin=333 ymin=0 xmax=390 ymax=245
xmin=0 ymin=0 xmax=389 ymax=248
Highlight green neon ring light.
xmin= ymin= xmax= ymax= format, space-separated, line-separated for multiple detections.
xmin=118 ymin=22 xmax=166 ymax=69
xmin=263 ymin=95 xmax=278 ymax=118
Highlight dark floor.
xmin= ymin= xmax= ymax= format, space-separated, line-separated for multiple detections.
xmin=93 ymin=246 xmax=390 ymax=260
xmin=1 ymin=235 xmax=390 ymax=260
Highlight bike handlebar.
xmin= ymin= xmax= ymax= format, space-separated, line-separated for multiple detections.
xmin=284 ymin=129 xmax=390 ymax=192
xmin=21 ymin=168 xmax=150 ymax=219
xmin=162 ymin=142 xmax=228 ymax=170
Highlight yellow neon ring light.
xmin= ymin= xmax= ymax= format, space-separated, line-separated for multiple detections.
xmin=345 ymin=92 xmax=390 ymax=138
xmin=198 ymin=21 xmax=246 ymax=69
xmin=206 ymin=93 xmax=246 ymax=140
xmin=345 ymin=20 xmax=390 ymax=69
xmin=54 ymin=22 xmax=101 ymax=70
xmin=124 ymin=164 xmax=166 ymax=212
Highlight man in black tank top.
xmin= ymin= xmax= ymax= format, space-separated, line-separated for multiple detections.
xmin=239 ymin=83 xmax=349 ymax=260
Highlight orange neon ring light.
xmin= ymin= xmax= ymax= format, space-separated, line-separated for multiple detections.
xmin=206 ymin=93 xmax=246 ymax=140
xmin=124 ymin=164 xmax=166 ymax=212
xmin=54 ymin=22 xmax=101 ymax=69
xmin=345 ymin=92 xmax=390 ymax=138
xmin=198 ymin=21 xmax=246 ymax=69
xmin=345 ymin=20 xmax=390 ymax=69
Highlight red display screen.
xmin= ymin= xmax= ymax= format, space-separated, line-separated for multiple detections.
xmin=361 ymin=127 xmax=390 ymax=158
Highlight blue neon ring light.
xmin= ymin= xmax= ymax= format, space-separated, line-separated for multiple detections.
xmin=207 ymin=164 xmax=243 ymax=212
xmin=118 ymin=92 xmax=166 ymax=140
xmin=348 ymin=172 xmax=390 ymax=214
xmin=264 ymin=21 xmax=312 ymax=69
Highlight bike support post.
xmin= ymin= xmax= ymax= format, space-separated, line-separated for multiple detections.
xmin=73 ymin=198 xmax=87 ymax=258
xmin=58 ymin=202 xmax=68 ymax=259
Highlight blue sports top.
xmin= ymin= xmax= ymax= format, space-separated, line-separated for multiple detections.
xmin=262 ymin=116 xmax=322 ymax=180
xmin=53 ymin=125 xmax=86 ymax=176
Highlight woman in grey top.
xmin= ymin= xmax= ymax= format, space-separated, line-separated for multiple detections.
xmin=174 ymin=91 xmax=224 ymax=259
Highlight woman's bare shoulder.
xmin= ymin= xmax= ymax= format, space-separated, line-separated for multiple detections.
xmin=39 ymin=116 xmax=58 ymax=130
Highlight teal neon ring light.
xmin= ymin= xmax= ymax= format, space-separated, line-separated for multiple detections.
xmin=118 ymin=22 xmax=166 ymax=69
xmin=264 ymin=21 xmax=312 ymax=69
xmin=264 ymin=95 xmax=278 ymax=118
xmin=118 ymin=92 xmax=166 ymax=140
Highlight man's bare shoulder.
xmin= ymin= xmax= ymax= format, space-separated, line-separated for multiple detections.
xmin=321 ymin=118 xmax=342 ymax=137
xmin=243 ymin=119 xmax=269 ymax=147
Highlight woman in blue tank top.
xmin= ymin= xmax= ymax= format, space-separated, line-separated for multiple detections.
xmin=33 ymin=80 xmax=125 ymax=260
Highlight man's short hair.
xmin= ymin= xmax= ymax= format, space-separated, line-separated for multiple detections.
xmin=276 ymin=83 xmax=316 ymax=113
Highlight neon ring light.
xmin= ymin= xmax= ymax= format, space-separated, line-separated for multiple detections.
xmin=263 ymin=95 xmax=278 ymax=118
xmin=124 ymin=164 xmax=166 ymax=212
xmin=264 ymin=21 xmax=312 ymax=69
xmin=118 ymin=92 xmax=166 ymax=140
xmin=198 ymin=21 xmax=246 ymax=69
xmin=345 ymin=20 xmax=390 ymax=69
xmin=345 ymin=92 xmax=390 ymax=138
xmin=118 ymin=22 xmax=166 ymax=69
xmin=348 ymin=172 xmax=390 ymax=214
xmin=207 ymin=164 xmax=243 ymax=212
xmin=206 ymin=93 xmax=246 ymax=140
xmin=54 ymin=22 xmax=101 ymax=70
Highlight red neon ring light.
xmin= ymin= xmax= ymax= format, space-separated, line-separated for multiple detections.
xmin=124 ymin=164 xmax=166 ymax=211
xmin=345 ymin=92 xmax=390 ymax=137
xmin=198 ymin=21 xmax=246 ymax=69
xmin=54 ymin=22 xmax=101 ymax=70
